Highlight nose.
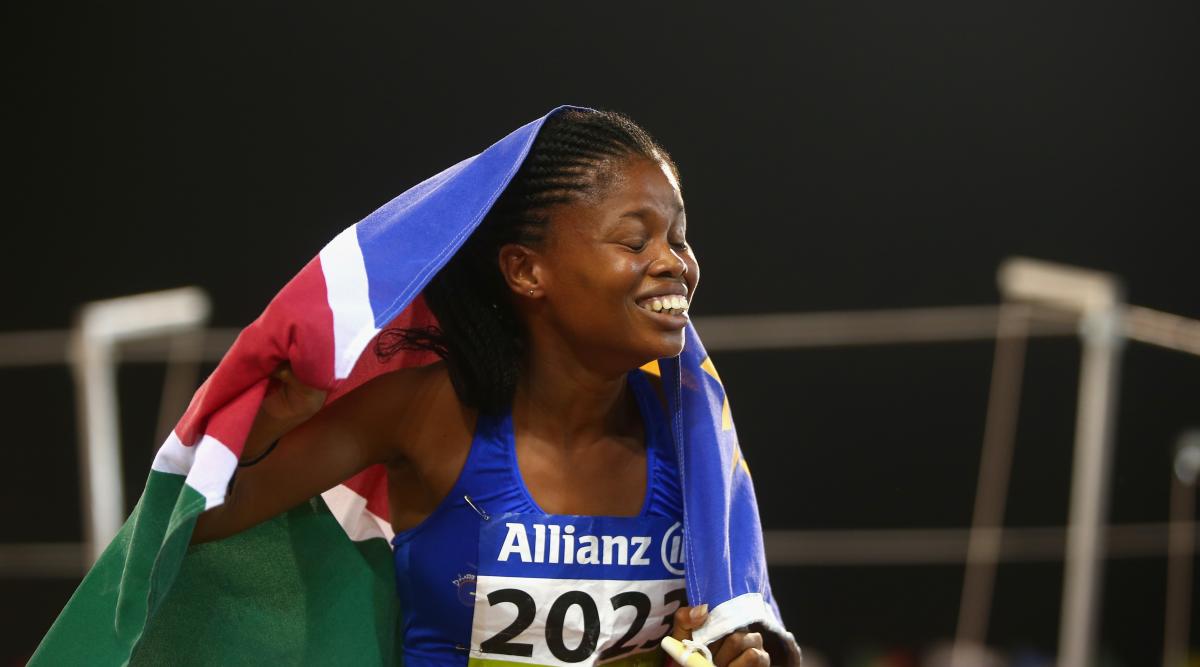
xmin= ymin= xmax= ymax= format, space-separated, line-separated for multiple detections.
xmin=650 ymin=242 xmax=688 ymax=278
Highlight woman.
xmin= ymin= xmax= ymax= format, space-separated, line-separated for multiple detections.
xmin=192 ymin=109 xmax=774 ymax=666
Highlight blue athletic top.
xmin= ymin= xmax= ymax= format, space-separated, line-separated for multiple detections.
xmin=391 ymin=369 xmax=685 ymax=667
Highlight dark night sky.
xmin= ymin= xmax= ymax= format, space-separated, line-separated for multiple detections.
xmin=3 ymin=2 xmax=1198 ymax=664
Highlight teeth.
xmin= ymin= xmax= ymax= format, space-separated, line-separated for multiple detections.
xmin=640 ymin=294 xmax=689 ymax=315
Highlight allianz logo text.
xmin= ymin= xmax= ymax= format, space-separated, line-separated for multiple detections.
xmin=495 ymin=521 xmax=687 ymax=575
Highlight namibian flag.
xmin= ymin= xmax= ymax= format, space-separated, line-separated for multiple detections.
xmin=32 ymin=106 xmax=799 ymax=665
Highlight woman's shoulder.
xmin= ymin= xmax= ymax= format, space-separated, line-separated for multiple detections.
xmin=360 ymin=358 xmax=451 ymax=395
xmin=330 ymin=360 xmax=448 ymax=411
xmin=333 ymin=360 xmax=474 ymax=462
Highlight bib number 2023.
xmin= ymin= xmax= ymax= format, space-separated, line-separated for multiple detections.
xmin=478 ymin=585 xmax=686 ymax=664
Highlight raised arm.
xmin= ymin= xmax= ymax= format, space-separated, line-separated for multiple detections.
xmin=190 ymin=364 xmax=426 ymax=544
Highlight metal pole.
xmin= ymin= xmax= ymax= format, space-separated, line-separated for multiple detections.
xmin=953 ymin=303 xmax=1030 ymax=657
xmin=1057 ymin=308 xmax=1124 ymax=667
xmin=70 ymin=288 xmax=211 ymax=564
xmin=1163 ymin=432 xmax=1199 ymax=667
xmin=994 ymin=257 xmax=1126 ymax=667
xmin=69 ymin=333 xmax=124 ymax=565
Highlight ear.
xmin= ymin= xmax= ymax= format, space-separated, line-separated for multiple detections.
xmin=497 ymin=243 xmax=545 ymax=298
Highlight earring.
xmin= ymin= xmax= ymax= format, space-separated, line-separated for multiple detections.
xmin=528 ymin=289 xmax=534 ymax=295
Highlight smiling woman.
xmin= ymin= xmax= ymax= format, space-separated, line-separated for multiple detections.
xmin=37 ymin=108 xmax=793 ymax=667
xmin=193 ymin=109 xmax=758 ymax=666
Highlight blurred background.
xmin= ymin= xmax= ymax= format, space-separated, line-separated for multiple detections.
xmin=3 ymin=2 xmax=1197 ymax=665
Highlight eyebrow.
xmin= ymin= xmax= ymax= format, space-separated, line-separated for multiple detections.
xmin=618 ymin=204 xmax=686 ymax=221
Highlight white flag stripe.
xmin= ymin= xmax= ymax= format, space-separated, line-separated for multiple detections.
xmin=150 ymin=430 xmax=193 ymax=476
xmin=182 ymin=434 xmax=240 ymax=510
xmin=322 ymin=483 xmax=395 ymax=543
xmin=319 ymin=225 xmax=378 ymax=380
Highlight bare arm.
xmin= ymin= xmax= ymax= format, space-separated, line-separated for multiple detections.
xmin=190 ymin=365 xmax=427 ymax=544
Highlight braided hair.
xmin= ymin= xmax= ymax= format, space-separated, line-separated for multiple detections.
xmin=376 ymin=108 xmax=679 ymax=414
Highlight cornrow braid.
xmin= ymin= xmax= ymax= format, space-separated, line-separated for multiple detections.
xmin=376 ymin=108 xmax=678 ymax=413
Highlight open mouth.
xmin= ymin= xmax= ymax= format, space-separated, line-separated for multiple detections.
xmin=635 ymin=294 xmax=689 ymax=317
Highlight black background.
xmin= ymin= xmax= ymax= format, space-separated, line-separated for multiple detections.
xmin=3 ymin=2 xmax=1197 ymax=664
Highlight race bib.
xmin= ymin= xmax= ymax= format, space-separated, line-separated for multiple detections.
xmin=469 ymin=514 xmax=687 ymax=666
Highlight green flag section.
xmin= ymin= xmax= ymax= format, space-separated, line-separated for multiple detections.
xmin=32 ymin=470 xmax=399 ymax=665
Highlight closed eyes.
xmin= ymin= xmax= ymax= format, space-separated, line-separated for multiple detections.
xmin=620 ymin=238 xmax=688 ymax=252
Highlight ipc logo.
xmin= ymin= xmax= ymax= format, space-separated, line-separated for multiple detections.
xmin=660 ymin=521 xmax=686 ymax=575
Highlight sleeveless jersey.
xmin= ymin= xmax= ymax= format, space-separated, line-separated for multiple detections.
xmin=391 ymin=369 xmax=686 ymax=667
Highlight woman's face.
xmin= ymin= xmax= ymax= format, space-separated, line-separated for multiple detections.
xmin=528 ymin=156 xmax=699 ymax=371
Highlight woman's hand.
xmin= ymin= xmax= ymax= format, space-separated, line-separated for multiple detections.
xmin=260 ymin=363 xmax=328 ymax=429
xmin=233 ymin=363 xmax=328 ymax=466
xmin=668 ymin=605 xmax=769 ymax=666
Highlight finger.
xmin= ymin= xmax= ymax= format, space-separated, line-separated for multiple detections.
xmin=728 ymin=647 xmax=769 ymax=667
xmin=713 ymin=632 xmax=762 ymax=666
xmin=712 ymin=631 xmax=743 ymax=666
xmin=669 ymin=604 xmax=709 ymax=641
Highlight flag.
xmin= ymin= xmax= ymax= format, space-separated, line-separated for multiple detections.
xmin=33 ymin=106 xmax=799 ymax=665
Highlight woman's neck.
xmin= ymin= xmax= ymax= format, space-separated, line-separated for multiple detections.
xmin=513 ymin=346 xmax=640 ymax=448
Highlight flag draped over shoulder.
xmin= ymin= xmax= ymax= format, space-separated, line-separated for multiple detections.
xmin=33 ymin=106 xmax=799 ymax=665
